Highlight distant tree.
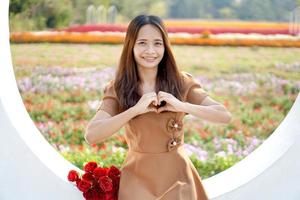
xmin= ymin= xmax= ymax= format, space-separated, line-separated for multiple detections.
xmin=211 ymin=0 xmax=232 ymax=9
xmin=9 ymin=0 xmax=41 ymax=31
xmin=9 ymin=0 xmax=38 ymax=15
xmin=111 ymin=0 xmax=164 ymax=20
xmin=198 ymin=0 xmax=214 ymax=18
xmin=31 ymin=0 xmax=73 ymax=28
xmin=238 ymin=0 xmax=296 ymax=21
xmin=270 ymin=0 xmax=297 ymax=21
xmin=167 ymin=0 xmax=235 ymax=19
xmin=239 ymin=0 xmax=275 ymax=21
xmin=9 ymin=0 xmax=73 ymax=30
xmin=211 ymin=0 xmax=235 ymax=18
xmin=148 ymin=1 xmax=168 ymax=18
xmin=219 ymin=7 xmax=237 ymax=19
xmin=9 ymin=0 xmax=299 ymax=31
xmin=168 ymin=0 xmax=202 ymax=18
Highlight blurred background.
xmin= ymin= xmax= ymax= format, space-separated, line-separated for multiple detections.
xmin=8 ymin=0 xmax=300 ymax=30
xmin=9 ymin=0 xmax=300 ymax=179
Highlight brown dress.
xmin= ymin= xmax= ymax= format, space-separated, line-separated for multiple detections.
xmin=97 ymin=71 xmax=210 ymax=200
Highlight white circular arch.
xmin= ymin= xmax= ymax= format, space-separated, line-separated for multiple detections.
xmin=1 ymin=1 xmax=300 ymax=199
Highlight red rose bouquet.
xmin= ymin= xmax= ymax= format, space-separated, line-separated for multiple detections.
xmin=67 ymin=161 xmax=121 ymax=200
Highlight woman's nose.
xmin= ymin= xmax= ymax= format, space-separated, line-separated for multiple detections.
xmin=144 ymin=44 xmax=156 ymax=53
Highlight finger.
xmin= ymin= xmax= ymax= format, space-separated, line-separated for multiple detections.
xmin=154 ymin=96 xmax=159 ymax=105
xmin=150 ymin=96 xmax=158 ymax=106
xmin=152 ymin=100 xmax=158 ymax=106
xmin=144 ymin=92 xmax=157 ymax=98
xmin=157 ymin=91 xmax=163 ymax=98
xmin=149 ymin=92 xmax=157 ymax=97
xmin=158 ymin=96 xmax=167 ymax=105
xmin=145 ymin=93 xmax=156 ymax=98
xmin=158 ymin=91 xmax=171 ymax=98
xmin=148 ymin=106 xmax=158 ymax=113
xmin=157 ymin=92 xmax=162 ymax=101
xmin=157 ymin=106 xmax=165 ymax=113
xmin=158 ymin=91 xmax=166 ymax=96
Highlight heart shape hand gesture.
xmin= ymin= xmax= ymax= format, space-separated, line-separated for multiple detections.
xmin=133 ymin=91 xmax=184 ymax=115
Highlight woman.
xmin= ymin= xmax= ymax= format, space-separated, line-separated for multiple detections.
xmin=85 ymin=14 xmax=232 ymax=200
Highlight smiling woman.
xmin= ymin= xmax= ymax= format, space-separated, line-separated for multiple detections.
xmin=3 ymin=0 xmax=300 ymax=199
xmin=85 ymin=14 xmax=231 ymax=200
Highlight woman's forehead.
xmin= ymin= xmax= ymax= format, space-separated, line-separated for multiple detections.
xmin=136 ymin=24 xmax=163 ymax=40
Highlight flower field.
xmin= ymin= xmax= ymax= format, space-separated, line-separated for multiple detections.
xmin=11 ymin=43 xmax=300 ymax=179
xmin=10 ymin=20 xmax=300 ymax=47
xmin=62 ymin=20 xmax=290 ymax=35
xmin=10 ymin=31 xmax=300 ymax=47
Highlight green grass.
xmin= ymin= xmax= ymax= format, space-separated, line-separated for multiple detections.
xmin=10 ymin=43 xmax=300 ymax=80
xmin=10 ymin=43 xmax=122 ymax=68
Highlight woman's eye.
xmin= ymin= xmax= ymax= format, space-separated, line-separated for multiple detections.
xmin=155 ymin=42 xmax=163 ymax=46
xmin=138 ymin=42 xmax=146 ymax=45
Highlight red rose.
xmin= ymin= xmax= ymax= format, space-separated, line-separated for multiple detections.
xmin=99 ymin=176 xmax=113 ymax=192
xmin=82 ymin=172 xmax=97 ymax=185
xmin=84 ymin=161 xmax=98 ymax=173
xmin=103 ymin=192 xmax=115 ymax=200
xmin=83 ymin=187 xmax=101 ymax=200
xmin=77 ymin=179 xmax=92 ymax=193
xmin=108 ymin=165 xmax=120 ymax=178
xmin=93 ymin=167 xmax=108 ymax=179
xmin=111 ymin=175 xmax=120 ymax=189
xmin=68 ymin=162 xmax=120 ymax=200
xmin=76 ymin=179 xmax=81 ymax=187
xmin=67 ymin=170 xmax=79 ymax=182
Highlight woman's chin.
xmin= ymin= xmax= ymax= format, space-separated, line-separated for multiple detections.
xmin=139 ymin=63 xmax=159 ymax=69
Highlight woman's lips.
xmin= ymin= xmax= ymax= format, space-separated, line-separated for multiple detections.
xmin=143 ymin=57 xmax=157 ymax=62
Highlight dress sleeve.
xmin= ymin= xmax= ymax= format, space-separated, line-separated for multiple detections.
xmin=184 ymin=73 xmax=209 ymax=105
xmin=96 ymin=80 xmax=120 ymax=117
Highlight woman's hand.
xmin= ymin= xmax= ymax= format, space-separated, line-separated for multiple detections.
xmin=132 ymin=92 xmax=159 ymax=115
xmin=156 ymin=91 xmax=185 ymax=113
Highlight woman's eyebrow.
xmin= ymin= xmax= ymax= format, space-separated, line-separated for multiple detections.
xmin=136 ymin=38 xmax=163 ymax=41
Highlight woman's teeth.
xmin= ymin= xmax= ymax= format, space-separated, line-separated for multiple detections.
xmin=144 ymin=57 xmax=156 ymax=61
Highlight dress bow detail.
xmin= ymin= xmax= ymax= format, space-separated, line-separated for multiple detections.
xmin=166 ymin=118 xmax=183 ymax=151
xmin=166 ymin=118 xmax=183 ymax=133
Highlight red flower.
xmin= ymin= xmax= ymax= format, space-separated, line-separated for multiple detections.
xmin=67 ymin=170 xmax=79 ymax=182
xmin=77 ymin=179 xmax=92 ymax=193
xmin=99 ymin=176 xmax=113 ymax=192
xmin=67 ymin=162 xmax=120 ymax=200
xmin=110 ymin=175 xmax=120 ymax=189
xmin=83 ymin=186 xmax=102 ymax=200
xmin=93 ymin=167 xmax=109 ymax=179
xmin=84 ymin=161 xmax=98 ymax=173
xmin=103 ymin=192 xmax=116 ymax=200
xmin=82 ymin=172 xmax=97 ymax=185
xmin=108 ymin=165 xmax=120 ymax=178
xmin=76 ymin=179 xmax=81 ymax=186
xmin=108 ymin=166 xmax=120 ymax=192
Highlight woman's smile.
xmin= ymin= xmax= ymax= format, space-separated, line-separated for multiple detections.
xmin=142 ymin=56 xmax=157 ymax=62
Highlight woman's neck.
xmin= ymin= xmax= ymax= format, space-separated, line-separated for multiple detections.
xmin=137 ymin=67 xmax=158 ymax=87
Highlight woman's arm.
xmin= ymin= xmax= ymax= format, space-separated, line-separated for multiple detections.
xmin=181 ymin=96 xmax=232 ymax=125
xmin=84 ymin=107 xmax=138 ymax=145
xmin=85 ymin=92 xmax=158 ymax=145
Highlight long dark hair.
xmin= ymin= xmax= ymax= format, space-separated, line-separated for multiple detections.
xmin=114 ymin=14 xmax=184 ymax=111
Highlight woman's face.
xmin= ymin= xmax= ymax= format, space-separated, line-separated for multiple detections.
xmin=133 ymin=24 xmax=165 ymax=70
